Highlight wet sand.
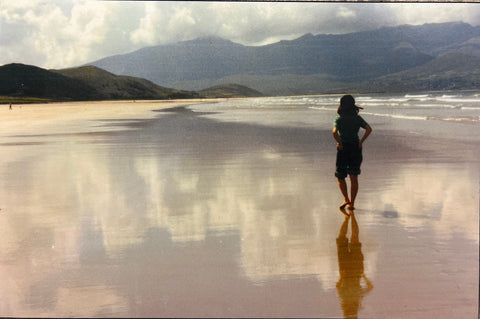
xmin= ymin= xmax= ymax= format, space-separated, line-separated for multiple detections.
xmin=0 ymin=100 xmax=478 ymax=318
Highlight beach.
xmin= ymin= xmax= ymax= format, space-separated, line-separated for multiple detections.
xmin=0 ymin=96 xmax=478 ymax=318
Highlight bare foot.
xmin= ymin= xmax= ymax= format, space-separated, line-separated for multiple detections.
xmin=339 ymin=201 xmax=350 ymax=209
xmin=348 ymin=204 xmax=355 ymax=210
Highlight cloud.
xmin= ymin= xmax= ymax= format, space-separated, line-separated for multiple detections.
xmin=387 ymin=2 xmax=480 ymax=27
xmin=1 ymin=1 xmax=480 ymax=69
xmin=0 ymin=0 xmax=113 ymax=68
xmin=130 ymin=2 xmax=217 ymax=45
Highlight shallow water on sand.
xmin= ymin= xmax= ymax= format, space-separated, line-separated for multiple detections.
xmin=0 ymin=97 xmax=478 ymax=318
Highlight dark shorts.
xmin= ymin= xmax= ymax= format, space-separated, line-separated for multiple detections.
xmin=335 ymin=143 xmax=363 ymax=179
xmin=336 ymin=237 xmax=364 ymax=276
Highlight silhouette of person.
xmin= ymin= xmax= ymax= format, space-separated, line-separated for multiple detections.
xmin=336 ymin=209 xmax=373 ymax=319
xmin=9 ymin=103 xmax=12 ymax=110
xmin=333 ymin=95 xmax=372 ymax=210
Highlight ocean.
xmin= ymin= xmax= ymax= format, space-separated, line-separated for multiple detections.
xmin=189 ymin=91 xmax=480 ymax=141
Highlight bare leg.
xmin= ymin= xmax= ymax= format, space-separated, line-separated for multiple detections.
xmin=350 ymin=210 xmax=359 ymax=244
xmin=339 ymin=213 xmax=350 ymax=238
xmin=337 ymin=178 xmax=350 ymax=209
xmin=349 ymin=175 xmax=358 ymax=210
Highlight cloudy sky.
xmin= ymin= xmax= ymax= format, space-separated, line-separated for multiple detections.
xmin=2 ymin=1 xmax=480 ymax=69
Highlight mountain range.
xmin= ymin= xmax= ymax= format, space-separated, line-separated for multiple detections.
xmin=88 ymin=21 xmax=480 ymax=95
xmin=0 ymin=63 xmax=266 ymax=102
xmin=2 ymin=21 xmax=480 ymax=101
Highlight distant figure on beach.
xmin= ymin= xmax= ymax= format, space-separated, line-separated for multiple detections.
xmin=336 ymin=209 xmax=373 ymax=318
xmin=333 ymin=95 xmax=372 ymax=210
xmin=9 ymin=103 xmax=12 ymax=110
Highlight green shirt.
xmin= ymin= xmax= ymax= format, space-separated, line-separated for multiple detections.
xmin=334 ymin=114 xmax=368 ymax=144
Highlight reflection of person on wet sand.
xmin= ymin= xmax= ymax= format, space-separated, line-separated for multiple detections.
xmin=333 ymin=95 xmax=372 ymax=210
xmin=336 ymin=209 xmax=373 ymax=319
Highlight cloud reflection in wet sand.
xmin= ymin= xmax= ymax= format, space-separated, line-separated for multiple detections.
xmin=0 ymin=105 xmax=477 ymax=317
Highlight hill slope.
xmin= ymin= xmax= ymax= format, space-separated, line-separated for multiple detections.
xmin=0 ymin=63 xmax=200 ymax=101
xmin=54 ymin=66 xmax=198 ymax=99
xmin=198 ymin=84 xmax=264 ymax=98
xmin=0 ymin=63 xmax=98 ymax=100
xmin=362 ymin=53 xmax=480 ymax=92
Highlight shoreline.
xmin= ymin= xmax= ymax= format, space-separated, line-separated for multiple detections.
xmin=1 ymin=96 xmax=479 ymax=160
xmin=0 ymin=98 xmax=220 ymax=136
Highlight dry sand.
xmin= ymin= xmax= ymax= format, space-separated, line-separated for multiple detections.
xmin=0 ymin=99 xmax=477 ymax=318
xmin=0 ymin=99 xmax=218 ymax=135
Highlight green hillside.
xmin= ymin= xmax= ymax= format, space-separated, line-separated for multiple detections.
xmin=0 ymin=63 xmax=97 ymax=101
xmin=54 ymin=66 xmax=198 ymax=100
xmin=198 ymin=84 xmax=264 ymax=98
xmin=0 ymin=63 xmax=200 ymax=102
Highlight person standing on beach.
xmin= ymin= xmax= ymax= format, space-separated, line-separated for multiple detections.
xmin=333 ymin=95 xmax=372 ymax=210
